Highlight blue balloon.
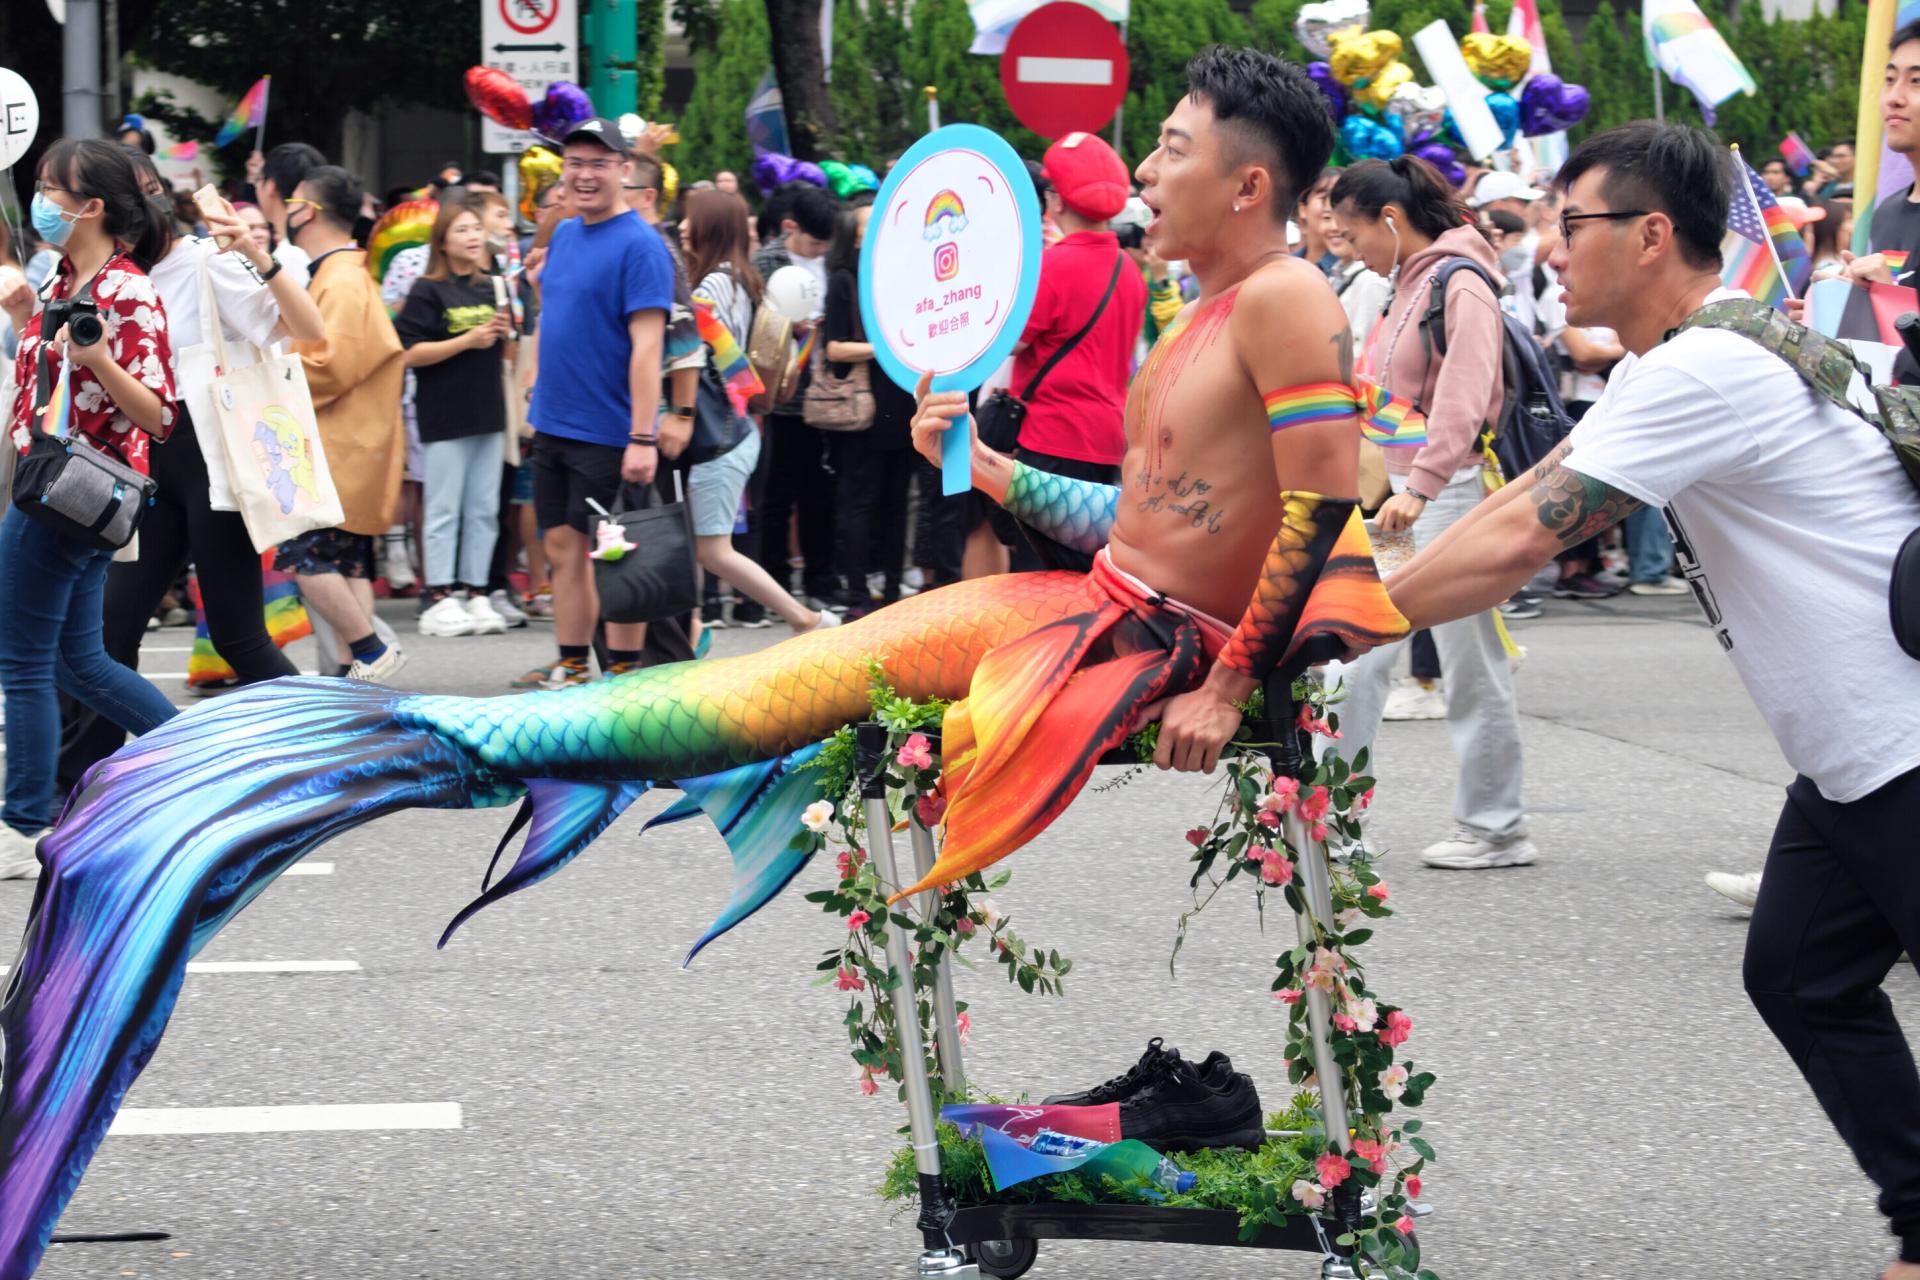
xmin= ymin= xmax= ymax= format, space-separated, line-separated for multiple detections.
xmin=1485 ymin=92 xmax=1520 ymax=149
xmin=1341 ymin=114 xmax=1403 ymax=161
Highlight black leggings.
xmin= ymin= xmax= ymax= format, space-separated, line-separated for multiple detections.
xmin=62 ymin=410 xmax=297 ymax=781
xmin=835 ymin=443 xmax=915 ymax=607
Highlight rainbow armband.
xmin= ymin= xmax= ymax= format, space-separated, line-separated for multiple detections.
xmin=1264 ymin=382 xmax=1359 ymax=434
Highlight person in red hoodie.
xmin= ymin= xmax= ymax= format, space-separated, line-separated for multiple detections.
xmin=1325 ymin=154 xmax=1532 ymax=871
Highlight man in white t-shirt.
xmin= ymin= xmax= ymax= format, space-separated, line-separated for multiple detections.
xmin=1380 ymin=121 xmax=1920 ymax=1278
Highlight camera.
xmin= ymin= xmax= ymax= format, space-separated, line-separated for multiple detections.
xmin=43 ymin=298 xmax=104 ymax=348
xmin=1115 ymin=223 xmax=1145 ymax=251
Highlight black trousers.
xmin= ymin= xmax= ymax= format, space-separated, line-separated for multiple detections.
xmin=753 ymin=413 xmax=839 ymax=601
xmin=911 ymin=459 xmax=964 ymax=588
xmin=1745 ymin=763 xmax=1920 ymax=1261
xmin=834 ymin=443 xmax=915 ymax=609
xmin=1410 ymin=629 xmax=1440 ymax=681
xmin=60 ymin=411 xmax=297 ymax=785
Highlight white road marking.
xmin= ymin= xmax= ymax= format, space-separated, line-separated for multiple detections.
xmin=149 ymin=670 xmax=320 ymax=680
xmin=2 ymin=960 xmax=360 ymax=975
xmin=283 ymin=863 xmax=334 ymax=876
xmin=1015 ymin=55 xmax=1113 ymax=85
xmin=108 ymin=1102 xmax=463 ymax=1136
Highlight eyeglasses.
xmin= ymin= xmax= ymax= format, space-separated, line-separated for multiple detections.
xmin=1559 ymin=209 xmax=1650 ymax=245
xmin=285 ymin=198 xmax=321 ymax=214
xmin=33 ymin=181 xmax=76 ymax=197
xmin=562 ymin=158 xmax=622 ymax=174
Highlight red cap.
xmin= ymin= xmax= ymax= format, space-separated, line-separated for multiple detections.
xmin=1042 ymin=132 xmax=1130 ymax=222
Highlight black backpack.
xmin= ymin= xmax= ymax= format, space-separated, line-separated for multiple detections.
xmin=1417 ymin=258 xmax=1576 ymax=482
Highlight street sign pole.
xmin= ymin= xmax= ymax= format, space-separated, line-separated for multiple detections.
xmin=481 ymin=0 xmax=581 ymax=154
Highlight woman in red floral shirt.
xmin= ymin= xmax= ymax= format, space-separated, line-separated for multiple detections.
xmin=0 ymin=138 xmax=182 ymax=878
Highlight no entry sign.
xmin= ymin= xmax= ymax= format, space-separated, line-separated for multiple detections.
xmin=1000 ymin=2 xmax=1129 ymax=140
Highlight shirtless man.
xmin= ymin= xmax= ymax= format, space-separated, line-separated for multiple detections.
xmin=913 ymin=45 xmax=1396 ymax=774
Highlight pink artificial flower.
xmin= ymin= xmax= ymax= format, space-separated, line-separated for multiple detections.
xmin=1255 ymin=809 xmax=1282 ymax=831
xmin=896 ymin=733 xmax=935 ymax=771
xmin=1310 ymin=822 xmax=1329 ymax=842
xmin=1395 ymin=1217 xmax=1414 ymax=1237
xmin=1367 ymin=883 xmax=1390 ymax=902
xmin=1299 ymin=787 xmax=1331 ymax=822
xmin=1290 ymin=1179 xmax=1327 ymax=1209
xmin=1186 ymin=826 xmax=1210 ymax=847
xmin=1406 ymin=1174 xmax=1422 ymax=1199
xmin=1371 ymin=1158 xmax=1389 ymax=1175
xmin=847 ymin=910 xmax=872 ymax=930
xmin=1357 ymin=788 xmax=1376 ymax=811
xmin=1263 ymin=777 xmax=1301 ymax=811
xmin=1315 ymin=1153 xmax=1352 ymax=1188
xmin=1379 ymin=1010 xmax=1412 ymax=1048
xmin=1261 ymin=854 xmax=1295 ymax=886
xmin=1248 ymin=843 xmax=1272 ymax=865
xmin=859 ymin=1069 xmax=879 ymax=1096
xmin=955 ymin=916 xmax=976 ymax=935
xmin=834 ymin=967 xmax=865 ymax=992
xmin=1332 ymin=1012 xmax=1357 ymax=1032
xmin=1303 ymin=963 xmax=1335 ymax=991
xmin=1379 ymin=1064 xmax=1409 ymax=1100
xmin=1352 ymin=1138 xmax=1383 ymax=1163
xmin=836 ymin=851 xmax=855 ymax=880
xmin=915 ymin=790 xmax=948 ymax=826
xmin=1276 ymin=987 xmax=1303 ymax=1005
xmin=956 ymin=1011 xmax=972 ymax=1039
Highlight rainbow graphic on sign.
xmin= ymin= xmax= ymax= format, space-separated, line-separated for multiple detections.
xmin=923 ymin=189 xmax=969 ymax=240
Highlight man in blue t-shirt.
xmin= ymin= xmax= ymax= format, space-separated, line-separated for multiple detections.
xmin=526 ymin=116 xmax=675 ymax=687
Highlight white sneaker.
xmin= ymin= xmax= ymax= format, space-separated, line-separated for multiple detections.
xmin=346 ymin=643 xmax=408 ymax=684
xmin=419 ymin=594 xmax=478 ymax=637
xmin=488 ymin=590 xmax=528 ymax=628
xmin=1705 ymin=870 xmax=1762 ymax=909
xmin=464 ymin=592 xmax=510 ymax=636
xmin=1420 ymin=828 xmax=1538 ymax=870
xmin=383 ymin=529 xmax=416 ymax=591
xmin=0 ymin=825 xmax=51 ymax=880
xmin=804 ymin=609 xmax=843 ymax=632
xmin=1382 ymin=679 xmax=1446 ymax=721
xmin=1628 ymin=576 xmax=1689 ymax=596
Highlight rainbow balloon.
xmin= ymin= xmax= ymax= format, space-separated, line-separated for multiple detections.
xmin=923 ymin=189 xmax=968 ymax=240
xmin=366 ymin=199 xmax=438 ymax=283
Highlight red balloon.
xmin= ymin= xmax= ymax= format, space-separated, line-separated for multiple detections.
xmin=464 ymin=66 xmax=532 ymax=131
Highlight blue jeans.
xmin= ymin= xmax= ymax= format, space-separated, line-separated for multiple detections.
xmin=422 ymin=434 xmax=502 ymax=588
xmin=0 ymin=505 xmax=179 ymax=833
xmin=1625 ymin=505 xmax=1675 ymax=584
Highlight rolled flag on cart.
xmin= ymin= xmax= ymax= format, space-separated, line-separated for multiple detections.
xmin=1780 ymin=131 xmax=1817 ymax=177
xmin=941 ymin=1102 xmax=1121 ymax=1145
xmin=968 ymin=1124 xmax=1196 ymax=1196
xmin=1643 ymin=0 xmax=1754 ymax=122
xmin=215 ymin=75 xmax=270 ymax=147
xmin=692 ymin=295 xmax=765 ymax=416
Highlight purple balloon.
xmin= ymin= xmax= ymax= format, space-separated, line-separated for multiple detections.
xmin=754 ymin=153 xmax=830 ymax=195
xmin=532 ymin=81 xmax=594 ymax=140
xmin=1519 ymin=73 xmax=1592 ymax=136
xmin=1307 ymin=61 xmax=1348 ymax=124
xmin=1414 ymin=142 xmax=1466 ymax=187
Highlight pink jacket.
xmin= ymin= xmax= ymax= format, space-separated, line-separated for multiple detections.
xmin=1369 ymin=224 xmax=1506 ymax=499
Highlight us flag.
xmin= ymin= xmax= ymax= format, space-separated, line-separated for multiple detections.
xmin=1722 ymin=152 xmax=1811 ymax=310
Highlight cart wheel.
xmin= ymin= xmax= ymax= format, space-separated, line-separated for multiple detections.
xmin=969 ymin=1237 xmax=1038 ymax=1279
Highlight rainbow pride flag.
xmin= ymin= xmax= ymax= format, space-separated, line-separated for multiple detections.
xmin=1644 ymin=0 xmax=1754 ymax=120
xmin=1779 ymin=132 xmax=1816 ymax=177
xmin=692 ymin=294 xmax=765 ymax=417
xmin=215 ymin=76 xmax=270 ymax=147
xmin=162 ymin=140 xmax=199 ymax=162
xmin=1356 ymin=379 xmax=1428 ymax=448
xmin=40 ymin=355 xmax=71 ymax=438
xmin=186 ymin=562 xmax=312 ymax=688
xmin=1723 ymin=152 xmax=1811 ymax=308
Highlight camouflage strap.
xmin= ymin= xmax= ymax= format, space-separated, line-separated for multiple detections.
xmin=1678 ymin=298 xmax=1920 ymax=493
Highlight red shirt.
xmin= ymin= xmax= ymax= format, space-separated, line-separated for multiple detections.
xmin=8 ymin=252 xmax=176 ymax=477
xmin=1008 ymin=230 xmax=1146 ymax=466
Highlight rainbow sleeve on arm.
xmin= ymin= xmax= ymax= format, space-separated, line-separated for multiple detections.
xmin=1264 ymin=382 xmax=1360 ymax=434
xmin=1001 ymin=461 xmax=1119 ymax=556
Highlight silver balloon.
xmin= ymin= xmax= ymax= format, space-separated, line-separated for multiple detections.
xmin=1294 ymin=0 xmax=1371 ymax=60
xmin=1384 ymin=83 xmax=1448 ymax=144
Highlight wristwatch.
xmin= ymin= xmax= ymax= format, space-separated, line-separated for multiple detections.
xmin=629 ymin=433 xmax=659 ymax=446
xmin=258 ymin=258 xmax=283 ymax=284
xmin=666 ymin=405 xmax=695 ymax=419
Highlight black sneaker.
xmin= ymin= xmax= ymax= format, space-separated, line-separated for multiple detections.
xmin=1499 ymin=592 xmax=1544 ymax=620
xmin=1118 ymin=1055 xmax=1265 ymax=1152
xmin=1042 ymin=1038 xmax=1180 ymax=1107
xmin=1553 ymin=574 xmax=1622 ymax=600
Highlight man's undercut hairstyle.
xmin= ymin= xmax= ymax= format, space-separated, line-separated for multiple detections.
xmin=629 ymin=153 xmax=664 ymax=195
xmin=302 ymin=165 xmax=364 ymax=231
xmin=264 ymin=141 xmax=325 ymax=199
xmin=1556 ymin=121 xmax=1727 ymax=271
xmin=1183 ymin=45 xmax=1336 ymax=222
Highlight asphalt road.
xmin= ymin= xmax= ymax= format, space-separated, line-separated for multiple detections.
xmin=5 ymin=590 xmax=1897 ymax=1280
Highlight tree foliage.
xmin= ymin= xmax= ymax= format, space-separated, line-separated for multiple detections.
xmin=678 ymin=0 xmax=774 ymax=184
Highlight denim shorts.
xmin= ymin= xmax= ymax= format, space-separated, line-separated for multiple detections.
xmin=688 ymin=429 xmax=761 ymax=537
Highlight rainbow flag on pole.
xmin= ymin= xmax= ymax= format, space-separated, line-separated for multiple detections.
xmin=1779 ymin=132 xmax=1817 ymax=177
xmin=40 ymin=356 xmax=71 ymax=439
xmin=1723 ymin=149 xmax=1809 ymax=309
xmin=691 ymin=295 xmax=765 ymax=417
xmin=1644 ymin=0 xmax=1755 ymax=121
xmin=215 ymin=76 xmax=270 ymax=147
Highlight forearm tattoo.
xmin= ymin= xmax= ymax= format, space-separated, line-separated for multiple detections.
xmin=1001 ymin=460 xmax=1120 ymax=555
xmin=1217 ymin=492 xmax=1356 ymax=680
xmin=1527 ymin=460 xmax=1644 ymax=548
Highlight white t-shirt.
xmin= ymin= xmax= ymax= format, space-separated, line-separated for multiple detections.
xmin=147 ymin=238 xmax=284 ymax=360
xmin=1565 ymin=288 xmax=1920 ymax=802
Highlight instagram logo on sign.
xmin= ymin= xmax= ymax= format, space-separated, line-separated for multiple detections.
xmin=933 ymin=241 xmax=960 ymax=282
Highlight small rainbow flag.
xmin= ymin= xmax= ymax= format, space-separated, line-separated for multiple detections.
xmin=1779 ymin=132 xmax=1816 ymax=178
xmin=1885 ymin=249 xmax=1911 ymax=273
xmin=215 ymin=76 xmax=270 ymax=147
xmin=40 ymin=355 xmax=71 ymax=439
xmin=692 ymin=294 xmax=765 ymax=417
xmin=1356 ymin=379 xmax=1428 ymax=448
xmin=1723 ymin=151 xmax=1810 ymax=308
xmin=162 ymin=140 xmax=199 ymax=162
xmin=186 ymin=562 xmax=312 ymax=688
xmin=1264 ymin=382 xmax=1358 ymax=434
xmin=791 ymin=327 xmax=817 ymax=382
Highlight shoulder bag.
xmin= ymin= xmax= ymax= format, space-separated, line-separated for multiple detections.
xmin=591 ymin=474 xmax=700 ymax=625
xmin=974 ymin=251 xmax=1124 ymax=453
xmin=802 ymin=287 xmax=875 ymax=432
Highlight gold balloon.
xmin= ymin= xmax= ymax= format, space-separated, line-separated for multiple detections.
xmin=1328 ymin=29 xmax=1403 ymax=88
xmin=1354 ymin=60 xmax=1413 ymax=111
xmin=517 ymin=144 xmax=563 ymax=223
xmin=662 ymin=161 xmax=680 ymax=208
xmin=1461 ymin=32 xmax=1532 ymax=87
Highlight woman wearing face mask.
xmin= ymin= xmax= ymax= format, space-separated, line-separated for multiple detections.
xmin=0 ymin=138 xmax=181 ymax=877
xmin=396 ymin=195 xmax=515 ymax=637
xmin=58 ymin=150 xmax=330 ymax=785
xmin=1327 ymin=154 xmax=1533 ymax=873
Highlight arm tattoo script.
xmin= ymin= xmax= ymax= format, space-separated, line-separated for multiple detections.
xmin=1217 ymin=492 xmax=1356 ymax=680
xmin=1527 ymin=462 xmax=1645 ymax=548
xmin=1333 ymin=326 xmax=1354 ymax=386
xmin=1001 ymin=461 xmax=1119 ymax=555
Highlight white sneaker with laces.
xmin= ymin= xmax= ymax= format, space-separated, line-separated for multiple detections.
xmin=465 ymin=592 xmax=510 ymax=636
xmin=1382 ymin=678 xmax=1446 ymax=721
xmin=488 ymin=589 xmax=529 ymax=628
xmin=347 ymin=643 xmax=408 ymax=685
xmin=0 ymin=825 xmax=51 ymax=880
xmin=1420 ymin=828 xmax=1538 ymax=870
xmin=1627 ymin=576 xmax=1689 ymax=596
xmin=1705 ymin=870 xmax=1762 ymax=909
xmin=419 ymin=594 xmax=478 ymax=637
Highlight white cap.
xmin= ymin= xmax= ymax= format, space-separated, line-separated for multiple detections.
xmin=1470 ymin=171 xmax=1546 ymax=206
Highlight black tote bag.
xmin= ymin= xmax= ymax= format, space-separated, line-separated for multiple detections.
xmin=591 ymin=476 xmax=700 ymax=625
